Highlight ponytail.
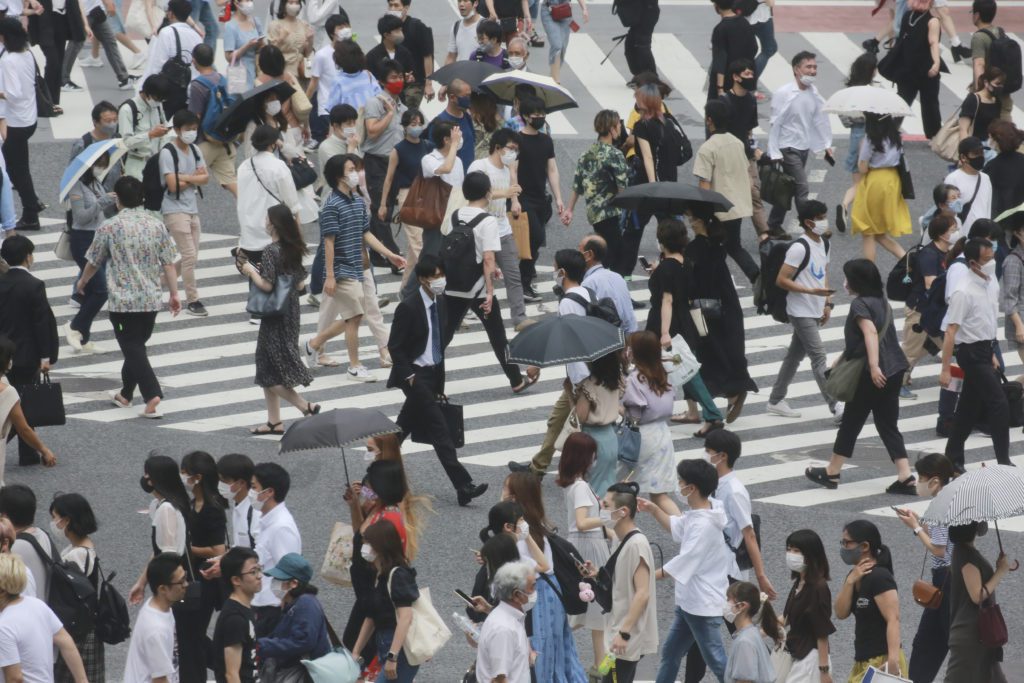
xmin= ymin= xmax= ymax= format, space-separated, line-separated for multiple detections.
xmin=728 ymin=581 xmax=783 ymax=646
xmin=874 ymin=543 xmax=894 ymax=574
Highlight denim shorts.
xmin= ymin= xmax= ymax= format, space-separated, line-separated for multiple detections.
xmin=845 ymin=123 xmax=865 ymax=174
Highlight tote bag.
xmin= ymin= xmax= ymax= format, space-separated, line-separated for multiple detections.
xmin=663 ymin=334 xmax=700 ymax=387
xmin=387 ymin=568 xmax=452 ymax=666
xmin=554 ymin=410 xmax=580 ymax=451
xmin=930 ymin=96 xmax=975 ymax=162
xmin=246 ymin=274 xmax=295 ymax=319
xmin=319 ymin=521 xmax=354 ymax=588
xmin=399 ymin=175 xmax=451 ymax=231
xmin=54 ymin=229 xmax=75 ymax=261
xmin=18 ymin=374 xmax=65 ymax=427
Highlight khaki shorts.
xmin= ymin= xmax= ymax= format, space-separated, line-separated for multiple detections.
xmin=198 ymin=140 xmax=237 ymax=187
xmin=318 ymin=276 xmax=364 ymax=325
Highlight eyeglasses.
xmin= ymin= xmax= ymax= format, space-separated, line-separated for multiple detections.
xmin=241 ymin=567 xmax=264 ymax=578
xmin=168 ymin=579 xmax=189 ymax=587
xmin=839 ymin=539 xmax=858 ymax=548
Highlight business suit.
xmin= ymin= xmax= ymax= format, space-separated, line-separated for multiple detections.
xmin=0 ymin=267 xmax=59 ymax=465
xmin=387 ymin=288 xmax=474 ymax=494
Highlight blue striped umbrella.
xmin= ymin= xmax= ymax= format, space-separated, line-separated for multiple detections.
xmin=58 ymin=139 xmax=127 ymax=204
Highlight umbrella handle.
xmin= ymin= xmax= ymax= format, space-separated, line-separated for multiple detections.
xmin=994 ymin=520 xmax=1019 ymax=571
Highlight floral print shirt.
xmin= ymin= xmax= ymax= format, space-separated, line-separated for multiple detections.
xmin=572 ymin=140 xmax=629 ymax=225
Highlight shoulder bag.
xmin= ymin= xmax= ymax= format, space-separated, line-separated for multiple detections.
xmin=930 ymin=95 xmax=976 ymax=162
xmin=897 ymin=151 xmax=915 ymax=200
xmin=912 ymin=548 xmax=943 ymax=609
xmin=301 ymin=616 xmax=361 ymax=682
xmin=663 ymin=334 xmax=701 ymax=387
xmin=246 ymin=273 xmax=295 ymax=319
xmin=825 ymin=303 xmax=892 ymax=403
xmin=547 ymin=0 xmax=572 ymax=21
xmin=288 ymin=157 xmax=318 ymax=190
xmin=978 ymin=585 xmax=1008 ymax=647
xmin=589 ymin=529 xmax=641 ymax=613
xmin=615 ymin=416 xmax=641 ymax=467
xmin=33 ymin=56 xmax=58 ymax=118
xmin=387 ymin=568 xmax=452 ymax=666
xmin=399 ymin=174 xmax=452 ymax=231
xmin=554 ymin=410 xmax=580 ymax=451
xmin=759 ymin=161 xmax=797 ymax=210
xmin=54 ymin=229 xmax=75 ymax=261
xmin=319 ymin=521 xmax=354 ymax=588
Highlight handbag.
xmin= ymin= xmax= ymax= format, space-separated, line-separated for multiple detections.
xmin=17 ymin=374 xmax=65 ymax=427
xmin=438 ymin=397 xmax=464 ymax=448
xmin=227 ymin=57 xmax=249 ymax=95
xmin=301 ymin=618 xmax=360 ymax=683
xmin=897 ymin=153 xmax=915 ymax=200
xmin=548 ymin=0 xmax=572 ymax=21
xmin=246 ymin=274 xmax=295 ymax=319
xmin=825 ymin=304 xmax=892 ymax=403
xmin=290 ymin=86 xmax=313 ymax=122
xmin=288 ymin=157 xmax=318 ymax=190
xmin=510 ymin=212 xmax=531 ymax=259
xmin=758 ymin=162 xmax=797 ymax=210
xmin=689 ymin=302 xmax=709 ymax=337
xmin=554 ymin=410 xmax=580 ymax=451
xmin=319 ymin=521 xmax=354 ymax=588
xmin=399 ymin=175 xmax=452 ymax=231
xmin=930 ymin=97 xmax=974 ymax=162
xmin=54 ymin=229 xmax=74 ymax=261
xmin=912 ymin=549 xmax=943 ymax=609
xmin=615 ymin=417 xmax=641 ymax=467
xmin=387 ymin=568 xmax=452 ymax=666
xmin=663 ymin=334 xmax=701 ymax=387
xmin=694 ymin=298 xmax=722 ymax=321
xmin=1000 ymin=372 xmax=1024 ymax=427
xmin=978 ymin=585 xmax=1009 ymax=648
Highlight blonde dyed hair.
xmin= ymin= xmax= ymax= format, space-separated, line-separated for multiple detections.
xmin=0 ymin=553 xmax=28 ymax=597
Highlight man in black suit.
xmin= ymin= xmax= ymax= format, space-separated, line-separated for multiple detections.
xmin=387 ymin=255 xmax=488 ymax=506
xmin=0 ymin=236 xmax=59 ymax=465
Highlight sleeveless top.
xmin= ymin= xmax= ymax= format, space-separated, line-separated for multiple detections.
xmin=0 ymin=384 xmax=19 ymax=443
xmin=948 ymin=543 xmax=996 ymax=646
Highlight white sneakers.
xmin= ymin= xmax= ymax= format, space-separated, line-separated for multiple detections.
xmin=301 ymin=339 xmax=317 ymax=369
xmin=63 ymin=322 xmax=83 ymax=352
xmin=766 ymin=400 xmax=801 ymax=418
xmin=347 ymin=365 xmax=376 ymax=382
xmin=78 ymin=55 xmax=103 ymax=68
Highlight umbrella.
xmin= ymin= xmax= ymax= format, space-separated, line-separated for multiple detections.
xmin=507 ymin=315 xmax=624 ymax=368
xmin=995 ymin=201 xmax=1024 ymax=225
xmin=823 ymin=86 xmax=914 ymax=117
xmin=279 ymin=408 xmax=401 ymax=485
xmin=920 ymin=463 xmax=1022 ymax=570
xmin=429 ymin=61 xmax=501 ymax=89
xmin=480 ymin=71 xmax=578 ymax=112
xmin=610 ymin=182 xmax=733 ymax=214
xmin=58 ymin=139 xmax=127 ymax=204
xmin=213 ymin=79 xmax=295 ymax=139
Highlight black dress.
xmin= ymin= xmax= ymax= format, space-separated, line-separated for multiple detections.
xmin=645 ymin=257 xmax=700 ymax=349
xmin=254 ymin=242 xmax=312 ymax=389
xmin=684 ymin=234 xmax=757 ymax=397
xmin=984 ymin=151 xmax=1024 ymax=225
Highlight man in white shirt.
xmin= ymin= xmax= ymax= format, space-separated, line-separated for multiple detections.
xmin=446 ymin=0 xmax=482 ymax=63
xmin=766 ymin=50 xmax=832 ymax=235
xmin=123 ymin=552 xmax=187 ymax=683
xmin=248 ymin=462 xmax=301 ymax=635
xmin=306 ymin=14 xmax=348 ymax=146
xmin=766 ymin=199 xmax=839 ymax=420
xmin=943 ymin=136 xmax=991 ymax=233
xmin=0 ymin=484 xmax=53 ymax=600
xmin=216 ymin=453 xmax=261 ymax=550
xmin=142 ymin=0 xmax=203 ymax=118
xmin=236 ymin=125 xmax=301 ymax=268
xmin=940 ymin=238 xmax=1009 ymax=471
xmin=119 ymin=75 xmax=172 ymax=180
xmin=475 ymin=561 xmax=535 ymax=683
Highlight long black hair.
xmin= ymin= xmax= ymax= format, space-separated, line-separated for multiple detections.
xmin=785 ymin=528 xmax=830 ymax=583
xmin=144 ymin=454 xmax=191 ymax=516
xmin=844 ymin=519 xmax=894 ymax=573
xmin=845 ymin=52 xmax=877 ymax=87
xmin=181 ymin=451 xmax=227 ymax=511
xmin=865 ymin=112 xmax=903 ymax=154
xmin=267 ymin=204 xmax=308 ymax=276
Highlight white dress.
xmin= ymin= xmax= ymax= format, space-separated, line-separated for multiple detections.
xmin=0 ymin=384 xmax=20 ymax=486
xmin=563 ymin=479 xmax=610 ymax=631
xmin=619 ymin=370 xmax=676 ymax=494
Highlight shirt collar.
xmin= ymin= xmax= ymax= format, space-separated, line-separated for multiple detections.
xmin=9 ymin=266 xmax=29 ymax=272
xmin=585 ymin=264 xmax=603 ymax=277
xmin=495 ymin=600 xmax=526 ymax=623
xmin=419 ymin=287 xmax=435 ymax=310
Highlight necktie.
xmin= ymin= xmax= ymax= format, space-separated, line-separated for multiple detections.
xmin=429 ymin=302 xmax=442 ymax=365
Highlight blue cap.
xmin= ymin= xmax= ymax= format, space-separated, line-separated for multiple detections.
xmin=263 ymin=553 xmax=313 ymax=583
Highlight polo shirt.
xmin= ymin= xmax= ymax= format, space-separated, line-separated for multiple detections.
xmin=319 ymin=189 xmax=369 ymax=282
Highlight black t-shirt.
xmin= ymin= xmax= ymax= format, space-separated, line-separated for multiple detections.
xmin=709 ymin=16 xmax=757 ymax=86
xmin=783 ymin=578 xmax=836 ymax=661
xmin=517 ymin=131 xmax=555 ymax=201
xmin=191 ymin=501 xmax=228 ymax=547
xmin=646 ymin=257 xmax=694 ymax=341
xmin=477 ymin=0 xmax=523 ymax=17
xmin=400 ymin=16 xmax=434 ymax=83
xmin=720 ymin=91 xmax=758 ymax=157
xmin=852 ymin=566 xmax=899 ymax=661
xmin=212 ymin=598 xmax=258 ymax=683
xmin=370 ymin=565 xmax=420 ymax=629
xmin=961 ymin=92 xmax=1001 ymax=142
xmin=908 ymin=242 xmax=945 ymax=311
xmin=632 ymin=118 xmax=665 ymax=183
xmin=843 ymin=296 xmax=909 ymax=377
xmin=365 ymin=43 xmax=417 ymax=84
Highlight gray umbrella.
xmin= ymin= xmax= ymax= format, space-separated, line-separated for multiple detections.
xmin=507 ymin=315 xmax=624 ymax=368
xmin=279 ymin=408 xmax=400 ymax=484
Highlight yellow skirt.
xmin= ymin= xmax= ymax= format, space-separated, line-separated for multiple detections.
xmin=850 ymin=167 xmax=912 ymax=237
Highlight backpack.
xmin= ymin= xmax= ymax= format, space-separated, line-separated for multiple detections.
xmin=193 ymin=74 xmax=235 ymax=143
xmin=980 ymin=28 xmax=1023 ymax=94
xmin=661 ymin=112 xmax=693 ymax=168
xmin=541 ymin=533 xmax=589 ymax=616
xmin=886 ymin=243 xmax=924 ymax=303
xmin=94 ymin=558 xmax=131 ymax=644
xmin=15 ymin=532 xmax=98 ymax=639
xmin=725 ymin=513 xmax=761 ymax=572
xmin=755 ymin=236 xmax=829 ymax=324
xmin=563 ymin=288 xmax=623 ymax=328
xmin=142 ymin=142 xmax=204 ymax=211
xmin=118 ymin=98 xmax=142 ymax=137
xmin=160 ymin=27 xmax=193 ymax=90
xmin=441 ymin=211 xmax=489 ymax=293
xmin=917 ymin=257 xmax=964 ymax=338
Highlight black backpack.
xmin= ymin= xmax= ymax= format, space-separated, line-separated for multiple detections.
xmin=917 ymin=258 xmax=963 ymax=338
xmin=980 ymin=28 xmax=1023 ymax=94
xmin=94 ymin=558 xmax=131 ymax=644
xmin=563 ymin=288 xmax=623 ymax=328
xmin=725 ymin=513 xmax=762 ymax=571
xmin=142 ymin=142 xmax=204 ymax=211
xmin=541 ymin=533 xmax=589 ymax=616
xmin=441 ymin=211 xmax=489 ymax=293
xmin=160 ymin=27 xmax=193 ymax=90
xmin=755 ymin=236 xmax=829 ymax=324
xmin=661 ymin=112 xmax=693 ymax=168
xmin=16 ymin=532 xmax=98 ymax=639
xmin=886 ymin=244 xmax=924 ymax=303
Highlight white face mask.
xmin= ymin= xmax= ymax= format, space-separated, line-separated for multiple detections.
xmin=238 ymin=1 xmax=253 ymax=14
xmin=520 ymin=589 xmax=537 ymax=611
xmin=428 ymin=276 xmax=446 ymax=295
xmin=456 ymin=138 xmax=465 ymax=151
xmin=552 ymin=269 xmax=563 ymax=285
xmin=785 ymin=551 xmax=806 ymax=573
xmin=945 ymin=230 xmax=962 ymax=244
xmin=500 ymin=150 xmax=517 ymax=167
xmin=811 ymin=220 xmax=828 ymax=236
xmin=599 ymin=508 xmax=620 ymax=530
xmin=336 ymin=26 xmax=353 ymax=41
xmin=249 ymin=488 xmax=268 ymax=512
xmin=49 ymin=519 xmax=65 ymax=537
xmin=270 ymin=578 xmax=289 ymax=599
xmin=266 ymin=100 xmax=282 ymax=116
xmin=508 ymin=55 xmax=525 ymax=69
xmin=386 ymin=8 xmax=403 ymax=18
xmin=180 ymin=130 xmax=198 ymax=145
xmin=701 ymin=451 xmax=720 ymax=466
xmin=799 ymin=74 xmax=816 ymax=86
xmin=284 ymin=2 xmax=300 ymax=16
xmin=722 ymin=601 xmax=739 ymax=623
xmin=341 ymin=126 xmax=357 ymax=138
xmin=344 ymin=171 xmax=361 ymax=188
xmin=981 ymin=259 xmax=998 ymax=279
xmin=360 ymin=544 xmax=376 ymax=563
xmin=217 ymin=481 xmax=235 ymax=499
xmin=180 ymin=473 xmax=193 ymax=489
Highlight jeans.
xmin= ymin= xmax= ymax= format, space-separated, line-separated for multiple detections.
xmin=833 ymin=369 xmax=907 ymax=460
xmin=722 ymin=218 xmax=759 ymax=282
xmin=496 ymin=232 xmax=527 ymax=325
xmin=624 ymin=2 xmax=659 ymax=76
xmin=897 ymin=76 xmax=942 ymax=139
xmin=64 ymin=14 xmax=129 ymax=84
xmin=190 ymin=0 xmax=219 ymax=49
xmin=751 ymin=18 xmax=777 ymax=78
xmin=442 ymin=294 xmax=523 ymax=387
xmin=908 ymin=565 xmax=950 ymax=683
xmin=310 ymin=108 xmax=329 ymax=143
xmin=2 ymin=125 xmax=41 ymax=222
xmin=945 ymin=341 xmax=1010 ymax=468
xmin=374 ymin=628 xmax=418 ymax=683
xmin=767 ymin=147 xmax=809 ymax=231
xmin=109 ymin=311 xmax=162 ymax=402
xmin=655 ymin=607 xmax=727 ymax=683
xmin=0 ymin=168 xmax=16 ymax=230
xmin=311 ymin=241 xmax=325 ymax=295
xmin=69 ymin=230 xmax=107 ymax=343
xmin=769 ymin=316 xmax=834 ymax=409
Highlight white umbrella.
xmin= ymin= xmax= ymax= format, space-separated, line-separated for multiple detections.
xmin=480 ymin=71 xmax=578 ymax=112
xmin=58 ymin=139 xmax=128 ymax=204
xmin=823 ymin=86 xmax=914 ymax=117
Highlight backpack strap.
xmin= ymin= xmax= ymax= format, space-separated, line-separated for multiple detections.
xmin=165 ymin=143 xmax=182 ymax=199
xmin=188 ymin=143 xmax=204 ymax=200
xmin=792 ymin=237 xmax=813 ymax=279
xmin=171 ymin=26 xmax=183 ymax=60
xmin=122 ymin=99 xmax=141 ymax=132
xmin=246 ymin=504 xmax=256 ymax=550
xmin=453 ymin=18 xmax=460 ymax=39
xmin=563 ymin=291 xmax=591 ymax=310
xmin=15 ymin=530 xmax=61 ymax=569
xmin=452 ymin=210 xmax=489 ymax=232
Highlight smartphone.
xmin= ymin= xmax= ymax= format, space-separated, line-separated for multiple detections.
xmin=638 ymin=256 xmax=652 ymax=271
xmin=569 ymin=19 xmax=580 ymax=32
xmin=824 ymin=152 xmax=836 ymax=167
xmin=890 ymin=505 xmax=905 ymax=515
xmin=454 ymin=589 xmax=474 ymax=606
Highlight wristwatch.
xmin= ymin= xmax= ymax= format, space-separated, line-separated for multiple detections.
xmin=824 ymin=302 xmax=835 ymax=309
xmin=912 ymin=526 xmax=923 ymax=536
xmin=386 ymin=652 xmax=398 ymax=662
xmin=818 ymin=664 xmax=830 ymax=673
xmin=618 ymin=631 xmax=631 ymax=641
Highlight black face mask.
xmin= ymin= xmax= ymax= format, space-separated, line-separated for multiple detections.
xmin=740 ymin=77 xmax=756 ymax=91
xmin=530 ymin=116 xmax=546 ymax=130
xmin=140 ymin=476 xmax=155 ymax=494
xmin=968 ymin=155 xmax=985 ymax=171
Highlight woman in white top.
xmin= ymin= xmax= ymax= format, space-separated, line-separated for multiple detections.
xmin=419 ymin=120 xmax=465 ymax=257
xmin=0 ymin=336 xmax=56 ymax=486
xmin=49 ymin=493 xmax=103 ymax=683
xmin=128 ymin=455 xmax=190 ymax=606
xmin=850 ymin=112 xmax=911 ymax=263
xmin=554 ymin=432 xmax=611 ymax=671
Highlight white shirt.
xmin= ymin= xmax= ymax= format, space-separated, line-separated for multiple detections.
xmin=302 ymin=0 xmax=340 ymax=51
xmin=943 ymin=168 xmax=992 ymax=233
xmin=475 ymin=601 xmax=531 ymax=683
xmin=516 ymin=536 xmax=554 ymax=576
xmin=663 ymin=506 xmax=731 ymax=617
xmin=559 ymin=285 xmax=590 ymax=385
xmin=784 ymin=236 xmax=828 ymax=319
xmin=0 ymin=51 xmax=38 ymax=128
xmin=446 ymin=206 xmax=501 ymax=299
xmin=414 ymin=287 xmax=442 ymax=367
xmin=942 ymin=259 xmax=999 ymax=331
xmin=142 ymin=22 xmax=203 ymax=83
xmin=746 ymin=0 xmax=771 ymax=23
xmin=11 ymin=529 xmax=53 ymax=602
xmin=150 ymin=499 xmax=187 ymax=555
xmin=468 ymin=158 xmax=512 ymax=237
xmin=311 ymin=44 xmax=339 ymax=116
xmin=714 ymin=474 xmax=754 ymax=580
xmin=252 ymin=502 xmax=302 ymax=607
xmin=946 ymin=273 xmax=999 ymax=343
xmin=768 ymin=81 xmax=831 ymax=159
xmin=230 ymin=497 xmax=261 ymax=549
xmin=565 ymin=479 xmax=603 ymax=539
xmin=122 ymin=599 xmax=178 ymax=683
xmin=447 ymin=14 xmax=482 ymax=61
xmin=422 ymin=149 xmax=465 ymax=188
xmin=237 ymin=151 xmax=301 ymax=250
xmin=0 ymin=597 xmax=62 ymax=683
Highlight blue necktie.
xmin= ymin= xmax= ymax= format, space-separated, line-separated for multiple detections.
xmin=429 ymin=302 xmax=442 ymax=365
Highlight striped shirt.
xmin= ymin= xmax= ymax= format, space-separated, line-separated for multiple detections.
xmin=319 ymin=189 xmax=369 ymax=281
xmin=930 ymin=525 xmax=952 ymax=569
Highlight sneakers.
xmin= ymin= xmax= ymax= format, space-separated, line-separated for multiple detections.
xmin=118 ymin=76 xmax=139 ymax=90
xmin=248 ymin=316 xmax=260 ymax=325
xmin=81 ymin=341 xmax=105 ymax=354
xmin=61 ymin=81 xmax=84 ymax=92
xmin=306 ymin=293 xmax=320 ymax=307
xmin=899 ymin=386 xmax=917 ymax=400
xmin=832 ymin=402 xmax=845 ymax=425
xmin=79 ymin=55 xmax=104 ymax=67
xmin=522 ymin=286 xmax=542 ymax=303
xmin=186 ymin=301 xmax=209 ymax=317
xmin=304 ymin=139 xmax=321 ymax=152
xmin=347 ymin=365 xmax=377 ymax=382
xmin=301 ymin=339 xmax=317 ymax=368
xmin=951 ymin=44 xmax=973 ymax=63
xmin=767 ymin=400 xmax=801 ymax=418
xmin=63 ymin=322 xmax=83 ymax=352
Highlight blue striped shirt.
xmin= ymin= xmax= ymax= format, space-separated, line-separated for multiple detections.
xmin=320 ymin=189 xmax=369 ymax=281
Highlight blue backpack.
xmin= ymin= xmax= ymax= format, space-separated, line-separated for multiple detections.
xmin=193 ymin=74 xmax=235 ymax=143
xmin=917 ymin=257 xmax=965 ymax=338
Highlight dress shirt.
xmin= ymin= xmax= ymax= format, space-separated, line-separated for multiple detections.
xmin=768 ymin=81 xmax=831 ymax=159
xmin=252 ymin=502 xmax=301 ymax=607
xmin=414 ymin=287 xmax=440 ymax=368
xmin=475 ymin=601 xmax=531 ymax=683
xmin=229 ymin=497 xmax=261 ymax=549
xmin=559 ymin=285 xmax=590 ymax=385
xmin=582 ymin=264 xmax=638 ymax=333
xmin=142 ymin=22 xmax=203 ymax=83
xmin=714 ymin=473 xmax=754 ymax=580
xmin=237 ymin=151 xmax=301 ymax=250
xmin=0 ymin=51 xmax=38 ymax=128
xmin=946 ymin=273 xmax=998 ymax=343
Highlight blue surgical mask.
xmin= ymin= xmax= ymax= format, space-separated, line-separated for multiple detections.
xmin=948 ymin=199 xmax=963 ymax=214
xmin=456 ymin=95 xmax=471 ymax=109
xmin=993 ymin=241 xmax=1000 ymax=254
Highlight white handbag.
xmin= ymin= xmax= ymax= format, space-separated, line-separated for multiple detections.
xmin=226 ymin=56 xmax=249 ymax=95
xmin=319 ymin=521 xmax=354 ymax=588
xmin=54 ymin=229 xmax=74 ymax=261
xmin=862 ymin=665 xmax=911 ymax=683
xmin=387 ymin=568 xmax=451 ymax=666
xmin=554 ymin=410 xmax=580 ymax=451
xmin=663 ymin=334 xmax=700 ymax=388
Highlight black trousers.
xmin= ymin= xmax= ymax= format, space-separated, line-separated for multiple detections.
xmin=624 ymin=4 xmax=659 ymax=77
xmin=2 ymin=125 xmax=41 ymax=221
xmin=897 ymin=75 xmax=942 ymax=139
xmin=5 ymin=365 xmax=41 ymax=465
xmin=171 ymin=599 xmax=215 ymax=683
xmin=945 ymin=341 xmax=1010 ymax=468
xmin=722 ymin=218 xmax=759 ymax=283
xmin=109 ymin=311 xmax=162 ymax=403
xmin=519 ymin=194 xmax=552 ymax=290
xmin=908 ymin=565 xmax=951 ymax=683
xmin=443 ymin=294 xmax=523 ymax=387
xmin=833 ymin=369 xmax=907 ymax=460
xmin=364 ymin=153 xmax=401 ymax=265
xmin=615 ymin=208 xmax=666 ymax=278
xmin=593 ymin=216 xmax=621 ymax=269
xmin=398 ymin=365 xmax=472 ymax=490
xmin=40 ymin=18 xmax=71 ymax=106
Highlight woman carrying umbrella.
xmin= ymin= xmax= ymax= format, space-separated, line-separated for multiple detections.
xmin=850 ymin=112 xmax=910 ymax=263
xmin=835 ymin=53 xmax=877 ymax=233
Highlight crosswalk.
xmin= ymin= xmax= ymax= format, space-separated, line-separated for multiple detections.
xmin=27 ymin=218 xmax=1024 ymax=532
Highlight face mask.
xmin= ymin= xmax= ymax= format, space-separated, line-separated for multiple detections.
xmin=386 ymin=8 xmax=403 ymax=18
xmin=530 ymin=116 xmax=546 ymax=130
xmin=49 ymin=519 xmax=65 ymax=537
xmin=552 ymin=269 xmax=563 ymax=285
xmin=456 ymin=138 xmax=464 ymax=151
xmin=968 ymin=155 xmax=985 ymax=171
xmin=992 ymin=241 xmax=1000 ymax=254
xmin=722 ymin=601 xmax=739 ymax=624
xmin=359 ymin=484 xmax=378 ymax=503
xmin=799 ymin=74 xmax=816 ymax=86
xmin=679 ymin=485 xmax=695 ymax=502
xmin=701 ymin=451 xmax=720 ymax=466
xmin=785 ymin=551 xmax=806 ymax=573
xmin=943 ymin=229 xmax=961 ymax=244
xmin=270 ymin=578 xmax=289 ymax=599
xmin=249 ymin=488 xmax=268 ymax=512
xmin=385 ymin=80 xmax=404 ymax=96
xmin=238 ymin=1 xmax=253 ymax=13
xmin=915 ymin=478 xmax=935 ymax=498
xmin=839 ymin=545 xmax=862 ymax=566
xmin=456 ymin=95 xmax=472 ymax=109
xmin=520 ymin=589 xmax=537 ymax=611
xmin=140 ymin=476 xmax=155 ymax=494
xmin=266 ymin=100 xmax=282 ymax=116
xmin=981 ymin=259 xmax=997 ymax=278
xmin=517 ymin=521 xmax=530 ymax=541
xmin=217 ymin=481 xmax=235 ymax=499
xmin=948 ymin=199 xmax=963 ymax=215
xmin=180 ymin=130 xmax=198 ymax=145
xmin=100 ymin=122 xmax=118 ymax=136
xmin=180 ymin=473 xmax=193 ymax=489
xmin=336 ymin=27 xmax=352 ymax=40
xmin=392 ymin=34 xmax=405 ymax=45
xmin=345 ymin=171 xmax=360 ymax=188
xmin=407 ymin=125 xmax=424 ymax=138
xmin=989 ymin=84 xmax=1004 ymax=95
xmin=599 ymin=509 xmax=620 ymax=530
xmin=429 ymin=276 xmax=447 ymax=295
xmin=811 ymin=220 xmax=828 ymax=236
xmin=360 ymin=544 xmax=377 ymax=563
xmin=284 ymin=2 xmax=300 ymax=16
xmin=500 ymin=150 xmax=517 ymax=166
xmin=508 ymin=55 xmax=525 ymax=69
xmin=341 ymin=126 xmax=356 ymax=138
xmin=740 ymin=77 xmax=756 ymax=91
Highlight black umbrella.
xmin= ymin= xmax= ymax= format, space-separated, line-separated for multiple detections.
xmin=507 ymin=315 xmax=625 ymax=368
xmin=429 ymin=61 xmax=502 ymax=89
xmin=610 ymin=182 xmax=733 ymax=215
xmin=213 ymin=79 xmax=295 ymax=139
xmin=279 ymin=408 xmax=400 ymax=484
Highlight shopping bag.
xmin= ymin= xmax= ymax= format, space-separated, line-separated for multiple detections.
xmin=319 ymin=522 xmax=354 ymax=588
xmin=510 ymin=212 xmax=531 ymax=259
xmin=862 ymin=664 xmax=911 ymax=682
xmin=663 ymin=334 xmax=700 ymax=387
xmin=227 ymin=57 xmax=249 ymax=95
xmin=388 ymin=569 xmax=451 ymax=666
xmin=17 ymin=375 xmax=66 ymax=427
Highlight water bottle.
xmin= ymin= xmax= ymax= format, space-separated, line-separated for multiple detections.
xmin=597 ymin=652 xmax=616 ymax=675
xmin=452 ymin=612 xmax=481 ymax=643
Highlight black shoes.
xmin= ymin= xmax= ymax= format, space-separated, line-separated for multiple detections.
xmin=836 ymin=204 xmax=847 ymax=233
xmin=523 ymin=286 xmax=542 ymax=303
xmin=457 ymin=482 xmax=489 ymax=506
xmin=15 ymin=218 xmax=41 ymax=231
xmin=951 ymin=44 xmax=973 ymax=63
xmin=631 ymin=300 xmax=647 ymax=310
xmin=508 ymin=461 xmax=532 ymax=473
xmin=886 ymin=476 xmax=917 ymax=495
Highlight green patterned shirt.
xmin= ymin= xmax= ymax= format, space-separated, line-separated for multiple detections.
xmin=572 ymin=141 xmax=629 ymax=225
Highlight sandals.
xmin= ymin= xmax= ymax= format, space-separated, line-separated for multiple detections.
xmin=250 ymin=421 xmax=284 ymax=435
xmin=303 ymin=403 xmax=321 ymax=416
xmin=726 ymin=392 xmax=747 ymax=424
xmin=805 ymin=466 xmax=840 ymax=490
xmin=512 ymin=372 xmax=540 ymax=394
xmin=694 ymin=421 xmax=724 ymax=438
xmin=670 ymin=414 xmax=701 ymax=424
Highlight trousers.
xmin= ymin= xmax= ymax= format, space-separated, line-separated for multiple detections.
xmin=496 ymin=232 xmax=527 ymax=325
xmin=443 ymin=293 xmax=523 ymax=387
xmin=833 ymin=369 xmax=907 ymax=460
xmin=398 ymin=365 xmax=472 ymax=490
xmin=722 ymin=218 xmax=759 ymax=282
xmin=624 ymin=4 xmax=659 ymax=76
xmin=64 ymin=14 xmax=129 ymax=84
xmin=767 ymin=147 xmax=809 ymax=231
xmin=908 ymin=565 xmax=950 ymax=683
xmin=364 ymin=153 xmax=402 ymax=264
xmin=897 ymin=75 xmax=942 ymax=139
xmin=519 ymin=194 xmax=552 ymax=289
xmin=69 ymin=229 xmax=108 ymax=343
xmin=109 ymin=311 xmax=162 ymax=402
xmin=769 ymin=316 xmax=835 ymax=410
xmin=530 ymin=384 xmax=573 ymax=474
xmin=945 ymin=341 xmax=1010 ymax=468
xmin=2 ymin=125 xmax=41 ymax=221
